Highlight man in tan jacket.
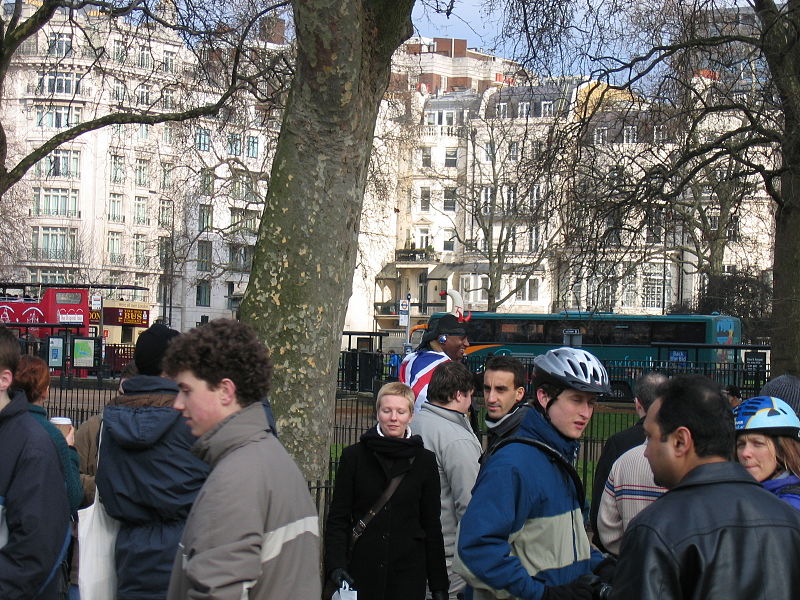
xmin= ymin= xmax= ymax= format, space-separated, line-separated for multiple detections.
xmin=163 ymin=319 xmax=320 ymax=600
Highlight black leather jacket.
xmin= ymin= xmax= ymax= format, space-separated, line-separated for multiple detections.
xmin=611 ymin=461 xmax=800 ymax=599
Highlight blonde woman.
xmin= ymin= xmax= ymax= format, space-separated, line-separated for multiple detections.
xmin=324 ymin=382 xmax=448 ymax=600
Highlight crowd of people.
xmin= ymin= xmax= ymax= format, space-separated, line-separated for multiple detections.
xmin=3 ymin=315 xmax=800 ymax=599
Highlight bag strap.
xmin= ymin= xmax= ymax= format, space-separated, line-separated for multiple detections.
xmin=351 ymin=470 xmax=408 ymax=545
xmin=489 ymin=436 xmax=585 ymax=507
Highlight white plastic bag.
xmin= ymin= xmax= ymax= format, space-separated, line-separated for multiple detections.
xmin=77 ymin=494 xmax=120 ymax=600
xmin=331 ymin=581 xmax=358 ymax=600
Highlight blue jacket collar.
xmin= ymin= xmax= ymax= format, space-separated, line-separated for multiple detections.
xmin=518 ymin=404 xmax=581 ymax=462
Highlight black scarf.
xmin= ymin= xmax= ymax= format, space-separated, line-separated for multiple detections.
xmin=361 ymin=425 xmax=422 ymax=478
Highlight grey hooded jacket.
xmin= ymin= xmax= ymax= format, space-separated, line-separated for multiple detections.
xmin=413 ymin=401 xmax=482 ymax=597
xmin=167 ymin=402 xmax=320 ymax=600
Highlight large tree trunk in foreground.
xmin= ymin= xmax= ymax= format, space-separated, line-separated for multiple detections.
xmin=240 ymin=0 xmax=415 ymax=480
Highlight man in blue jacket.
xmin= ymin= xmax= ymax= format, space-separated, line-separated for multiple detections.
xmin=0 ymin=325 xmax=71 ymax=600
xmin=95 ymin=323 xmax=209 ymax=600
xmin=456 ymin=347 xmax=609 ymax=600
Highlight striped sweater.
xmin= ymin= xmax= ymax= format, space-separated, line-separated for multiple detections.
xmin=597 ymin=443 xmax=666 ymax=556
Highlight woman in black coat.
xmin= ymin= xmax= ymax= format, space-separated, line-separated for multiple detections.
xmin=325 ymin=382 xmax=449 ymax=600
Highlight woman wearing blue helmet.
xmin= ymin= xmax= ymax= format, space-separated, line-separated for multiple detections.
xmin=733 ymin=396 xmax=800 ymax=510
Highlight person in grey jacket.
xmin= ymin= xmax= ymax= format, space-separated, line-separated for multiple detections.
xmin=163 ymin=319 xmax=320 ymax=600
xmin=414 ymin=361 xmax=482 ymax=599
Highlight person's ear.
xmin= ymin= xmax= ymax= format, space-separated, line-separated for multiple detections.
xmin=218 ymin=378 xmax=238 ymax=406
xmin=672 ymin=426 xmax=693 ymax=457
xmin=515 ymin=386 xmax=525 ymax=402
xmin=0 ymin=368 xmax=12 ymax=392
xmin=535 ymin=388 xmax=549 ymax=411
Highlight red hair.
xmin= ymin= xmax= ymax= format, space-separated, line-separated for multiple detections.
xmin=15 ymin=355 xmax=50 ymax=404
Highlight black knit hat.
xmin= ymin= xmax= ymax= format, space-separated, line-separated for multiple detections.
xmin=417 ymin=314 xmax=467 ymax=350
xmin=760 ymin=375 xmax=800 ymax=415
xmin=135 ymin=324 xmax=180 ymax=376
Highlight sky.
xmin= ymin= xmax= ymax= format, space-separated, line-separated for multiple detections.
xmin=411 ymin=0 xmax=504 ymax=53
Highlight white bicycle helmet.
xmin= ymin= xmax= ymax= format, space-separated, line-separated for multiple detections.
xmin=533 ymin=347 xmax=611 ymax=395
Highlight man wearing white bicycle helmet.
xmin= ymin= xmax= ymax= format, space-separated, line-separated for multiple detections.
xmin=455 ymin=347 xmax=610 ymax=600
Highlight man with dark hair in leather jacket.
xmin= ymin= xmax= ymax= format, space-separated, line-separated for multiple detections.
xmin=611 ymin=375 xmax=800 ymax=599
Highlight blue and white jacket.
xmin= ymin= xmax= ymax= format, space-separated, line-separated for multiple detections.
xmin=455 ymin=407 xmax=602 ymax=600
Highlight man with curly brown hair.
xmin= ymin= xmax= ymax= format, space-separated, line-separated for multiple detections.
xmin=163 ymin=318 xmax=320 ymax=600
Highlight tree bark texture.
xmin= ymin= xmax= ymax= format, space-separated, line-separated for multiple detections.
xmin=239 ymin=0 xmax=415 ymax=480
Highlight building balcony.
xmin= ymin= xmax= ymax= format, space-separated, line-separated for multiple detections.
xmin=28 ymin=248 xmax=81 ymax=262
xmin=108 ymin=253 xmax=126 ymax=265
xmin=423 ymin=125 xmax=466 ymax=138
xmin=395 ymin=249 xmax=439 ymax=264
xmin=373 ymin=300 xmax=447 ymax=318
xmin=30 ymin=208 xmax=81 ymax=218
xmin=25 ymin=83 xmax=93 ymax=98
xmin=134 ymin=255 xmax=151 ymax=268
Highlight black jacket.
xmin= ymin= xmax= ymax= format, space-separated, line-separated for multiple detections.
xmin=611 ymin=461 xmax=800 ymax=599
xmin=95 ymin=375 xmax=209 ymax=600
xmin=481 ymin=402 xmax=531 ymax=463
xmin=589 ymin=418 xmax=644 ymax=549
xmin=0 ymin=391 xmax=71 ymax=600
xmin=324 ymin=432 xmax=448 ymax=600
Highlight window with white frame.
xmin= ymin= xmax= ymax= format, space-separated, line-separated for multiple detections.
xmin=518 ymin=102 xmax=531 ymax=118
xmin=38 ymin=71 xmax=81 ymax=95
xmin=227 ymin=134 xmax=242 ymax=156
xmin=653 ymin=124 xmax=667 ymax=145
xmin=200 ymin=169 xmax=214 ymax=196
xmin=444 ymin=147 xmax=458 ymax=168
xmin=134 ymin=234 xmax=147 ymax=266
xmin=621 ymin=268 xmax=637 ymax=307
xmin=134 ymin=158 xmax=149 ymax=187
xmin=30 ymin=268 xmax=76 ymax=284
xmin=162 ymin=50 xmax=176 ymax=73
xmin=246 ymin=136 xmax=259 ymax=158
xmin=133 ymin=196 xmax=148 ymax=225
xmin=37 ymin=149 xmax=80 ymax=178
xmin=195 ymin=128 xmax=211 ymax=151
xmin=417 ymin=227 xmax=429 ymax=249
xmin=594 ymin=127 xmax=608 ymax=145
xmin=481 ymin=186 xmax=494 ymax=214
xmin=108 ymin=193 xmax=123 ymax=222
xmin=421 ymin=147 xmax=431 ymax=168
xmin=32 ymin=226 xmax=77 ymax=260
xmin=419 ymin=187 xmax=430 ymax=212
xmin=485 ymin=141 xmax=495 ymax=162
xmin=197 ymin=240 xmax=212 ymax=272
xmin=133 ymin=274 xmax=147 ymax=302
xmin=642 ymin=263 xmax=671 ymax=309
xmin=198 ymin=204 xmax=213 ymax=231
xmin=138 ymin=123 xmax=150 ymax=140
xmin=460 ymin=274 xmax=489 ymax=303
xmin=138 ymin=46 xmax=152 ymax=69
xmin=48 ymin=32 xmax=73 ymax=56
xmin=443 ymin=228 xmax=456 ymax=252
xmin=528 ymin=225 xmax=541 ymax=252
xmin=443 ymin=188 xmax=457 ymax=212
xmin=107 ymin=231 xmax=123 ymax=264
xmin=515 ymin=277 xmax=539 ymax=302
xmin=504 ymin=185 xmax=518 ymax=213
xmin=509 ymin=141 xmax=519 ymax=162
xmin=162 ymin=88 xmax=175 ymax=109
xmin=109 ymin=154 xmax=124 ymax=183
xmin=541 ymin=101 xmax=554 ymax=117
xmin=196 ymin=280 xmax=211 ymax=307
xmin=158 ymin=199 xmax=172 ymax=228
xmin=623 ymin=125 xmax=638 ymax=144
xmin=113 ymin=39 xmax=126 ymax=63
xmin=112 ymin=79 xmax=125 ymax=102
xmin=36 ymin=105 xmax=81 ymax=128
xmin=33 ymin=187 xmax=78 ymax=217
xmin=137 ymin=84 xmax=151 ymax=105
xmin=161 ymin=164 xmax=173 ymax=190
xmin=496 ymin=102 xmax=508 ymax=118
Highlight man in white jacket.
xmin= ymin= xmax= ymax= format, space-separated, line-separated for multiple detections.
xmin=413 ymin=361 xmax=482 ymax=600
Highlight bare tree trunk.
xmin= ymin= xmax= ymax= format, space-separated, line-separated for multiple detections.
xmin=239 ymin=0 xmax=415 ymax=480
xmin=771 ymin=156 xmax=800 ymax=375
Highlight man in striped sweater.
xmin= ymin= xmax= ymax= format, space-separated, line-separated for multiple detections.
xmin=596 ymin=443 xmax=666 ymax=555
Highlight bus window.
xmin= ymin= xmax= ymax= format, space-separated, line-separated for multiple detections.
xmin=55 ymin=292 xmax=82 ymax=304
xmin=464 ymin=319 xmax=497 ymax=344
xmin=652 ymin=322 xmax=706 ymax=344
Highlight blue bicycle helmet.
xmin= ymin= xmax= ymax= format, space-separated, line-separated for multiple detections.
xmin=733 ymin=396 xmax=800 ymax=439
